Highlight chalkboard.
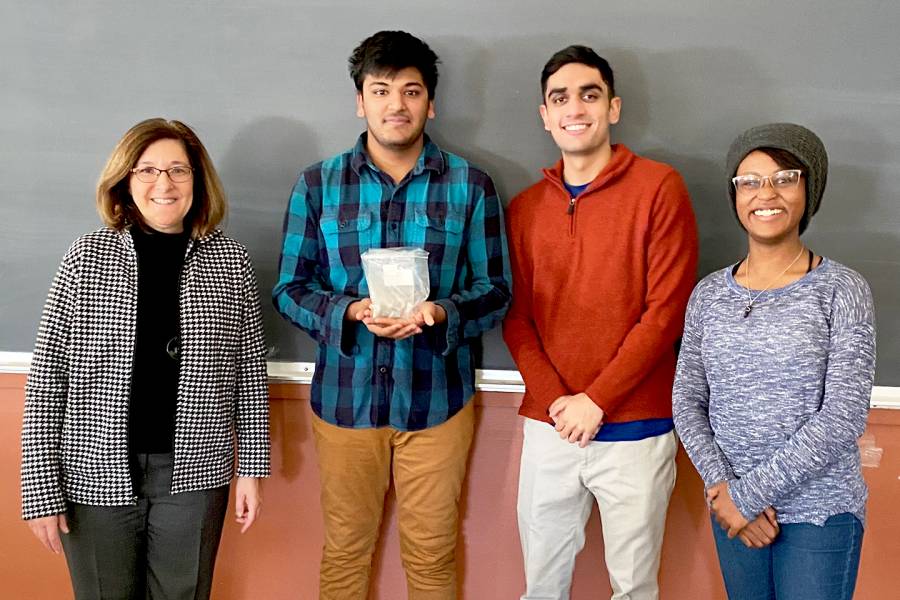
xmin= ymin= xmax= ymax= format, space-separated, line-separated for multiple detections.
xmin=2 ymin=1 xmax=898 ymax=385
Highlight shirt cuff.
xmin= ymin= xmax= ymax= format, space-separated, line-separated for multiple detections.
xmin=700 ymin=459 xmax=736 ymax=490
xmin=729 ymin=478 xmax=766 ymax=522
xmin=325 ymin=295 xmax=357 ymax=358
xmin=433 ymin=299 xmax=459 ymax=355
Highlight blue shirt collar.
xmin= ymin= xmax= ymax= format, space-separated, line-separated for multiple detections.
xmin=350 ymin=132 xmax=446 ymax=178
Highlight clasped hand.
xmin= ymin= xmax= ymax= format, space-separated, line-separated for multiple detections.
xmin=707 ymin=481 xmax=779 ymax=548
xmin=346 ymin=298 xmax=445 ymax=340
xmin=548 ymin=393 xmax=604 ymax=448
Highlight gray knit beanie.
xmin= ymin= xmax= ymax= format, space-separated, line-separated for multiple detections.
xmin=726 ymin=123 xmax=828 ymax=233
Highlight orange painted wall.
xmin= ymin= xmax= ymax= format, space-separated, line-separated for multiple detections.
xmin=1 ymin=372 xmax=897 ymax=599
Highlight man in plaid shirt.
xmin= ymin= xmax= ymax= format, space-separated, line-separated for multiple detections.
xmin=273 ymin=30 xmax=510 ymax=599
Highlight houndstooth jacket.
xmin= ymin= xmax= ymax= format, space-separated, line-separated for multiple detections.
xmin=21 ymin=227 xmax=270 ymax=520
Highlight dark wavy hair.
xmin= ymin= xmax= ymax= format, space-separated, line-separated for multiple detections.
xmin=348 ymin=30 xmax=440 ymax=99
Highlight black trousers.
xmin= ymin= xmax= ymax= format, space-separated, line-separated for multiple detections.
xmin=61 ymin=453 xmax=229 ymax=600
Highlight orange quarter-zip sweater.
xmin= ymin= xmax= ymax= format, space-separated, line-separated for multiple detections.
xmin=503 ymin=144 xmax=698 ymax=424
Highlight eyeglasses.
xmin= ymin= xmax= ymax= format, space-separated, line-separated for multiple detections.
xmin=131 ymin=165 xmax=194 ymax=183
xmin=732 ymin=169 xmax=802 ymax=194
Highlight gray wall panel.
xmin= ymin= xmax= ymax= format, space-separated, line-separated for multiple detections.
xmin=2 ymin=1 xmax=898 ymax=383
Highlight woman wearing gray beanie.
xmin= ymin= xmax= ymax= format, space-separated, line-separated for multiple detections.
xmin=672 ymin=123 xmax=875 ymax=599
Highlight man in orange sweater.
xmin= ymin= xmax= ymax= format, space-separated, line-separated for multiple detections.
xmin=503 ymin=45 xmax=698 ymax=599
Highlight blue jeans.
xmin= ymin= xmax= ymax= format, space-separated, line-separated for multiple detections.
xmin=711 ymin=513 xmax=863 ymax=600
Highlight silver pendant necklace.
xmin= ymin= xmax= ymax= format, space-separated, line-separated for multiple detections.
xmin=742 ymin=246 xmax=806 ymax=318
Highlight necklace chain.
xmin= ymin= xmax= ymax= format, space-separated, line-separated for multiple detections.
xmin=742 ymin=246 xmax=806 ymax=318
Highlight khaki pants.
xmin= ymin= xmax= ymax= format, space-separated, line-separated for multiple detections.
xmin=518 ymin=419 xmax=677 ymax=600
xmin=312 ymin=401 xmax=475 ymax=600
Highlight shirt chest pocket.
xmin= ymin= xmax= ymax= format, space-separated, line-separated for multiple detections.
xmin=320 ymin=210 xmax=376 ymax=267
xmin=412 ymin=207 xmax=465 ymax=245
xmin=411 ymin=207 xmax=466 ymax=293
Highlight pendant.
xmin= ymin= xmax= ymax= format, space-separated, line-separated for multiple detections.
xmin=166 ymin=336 xmax=181 ymax=360
xmin=743 ymin=304 xmax=753 ymax=318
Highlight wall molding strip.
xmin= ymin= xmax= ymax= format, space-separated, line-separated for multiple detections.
xmin=2 ymin=352 xmax=897 ymax=409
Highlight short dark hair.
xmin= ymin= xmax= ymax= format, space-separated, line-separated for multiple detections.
xmin=729 ymin=147 xmax=812 ymax=234
xmin=348 ymin=30 xmax=440 ymax=99
xmin=541 ymin=45 xmax=615 ymax=100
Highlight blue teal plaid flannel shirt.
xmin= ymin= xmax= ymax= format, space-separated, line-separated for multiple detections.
xmin=273 ymin=134 xmax=511 ymax=430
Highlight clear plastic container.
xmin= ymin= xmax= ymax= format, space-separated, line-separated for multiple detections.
xmin=361 ymin=247 xmax=430 ymax=318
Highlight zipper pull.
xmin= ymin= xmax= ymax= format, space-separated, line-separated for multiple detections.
xmin=567 ymin=197 xmax=576 ymax=215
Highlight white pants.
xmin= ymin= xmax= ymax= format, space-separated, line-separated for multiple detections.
xmin=518 ymin=419 xmax=677 ymax=600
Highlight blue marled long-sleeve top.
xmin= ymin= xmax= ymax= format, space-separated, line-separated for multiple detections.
xmin=673 ymin=258 xmax=875 ymax=526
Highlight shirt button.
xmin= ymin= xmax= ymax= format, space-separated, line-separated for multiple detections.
xmin=379 ymin=366 xmax=388 ymax=374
